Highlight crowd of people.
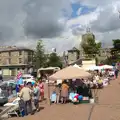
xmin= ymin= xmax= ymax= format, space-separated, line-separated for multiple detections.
xmin=52 ymin=79 xmax=92 ymax=104
xmin=51 ymin=68 xmax=117 ymax=104
xmin=16 ymin=79 xmax=44 ymax=116
xmin=0 ymin=65 xmax=118 ymax=117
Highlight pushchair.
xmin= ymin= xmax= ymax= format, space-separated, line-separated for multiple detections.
xmin=7 ymin=105 xmax=20 ymax=118
xmin=7 ymin=99 xmax=24 ymax=118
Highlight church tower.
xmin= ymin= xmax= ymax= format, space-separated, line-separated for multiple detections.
xmin=79 ymin=27 xmax=95 ymax=57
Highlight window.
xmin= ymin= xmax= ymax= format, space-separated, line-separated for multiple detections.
xmin=19 ymin=58 xmax=22 ymax=64
xmin=8 ymin=58 xmax=11 ymax=64
xmin=9 ymin=52 xmax=11 ymax=56
xmin=28 ymin=52 xmax=31 ymax=55
xmin=19 ymin=51 xmax=22 ymax=56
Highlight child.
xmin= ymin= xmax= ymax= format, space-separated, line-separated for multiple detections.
xmin=33 ymin=83 xmax=40 ymax=112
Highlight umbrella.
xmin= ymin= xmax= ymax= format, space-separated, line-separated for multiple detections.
xmin=49 ymin=66 xmax=91 ymax=80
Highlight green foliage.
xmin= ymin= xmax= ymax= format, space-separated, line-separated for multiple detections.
xmin=100 ymin=57 xmax=113 ymax=65
xmin=82 ymin=37 xmax=101 ymax=58
xmin=33 ymin=40 xmax=47 ymax=69
xmin=111 ymin=39 xmax=120 ymax=62
xmin=95 ymin=57 xmax=98 ymax=65
xmin=103 ymin=39 xmax=120 ymax=65
xmin=47 ymin=52 xmax=62 ymax=68
xmin=33 ymin=40 xmax=63 ymax=69
xmin=112 ymin=39 xmax=120 ymax=50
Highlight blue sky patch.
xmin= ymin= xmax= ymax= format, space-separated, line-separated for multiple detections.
xmin=71 ymin=3 xmax=96 ymax=18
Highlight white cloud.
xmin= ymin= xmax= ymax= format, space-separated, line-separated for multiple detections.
xmin=67 ymin=8 xmax=100 ymax=28
xmin=76 ymin=8 xmax=82 ymax=16
xmin=1 ymin=0 xmax=120 ymax=53
xmin=72 ymin=0 xmax=120 ymax=7
xmin=65 ymin=1 xmax=120 ymax=49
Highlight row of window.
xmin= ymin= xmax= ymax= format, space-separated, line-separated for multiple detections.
xmin=0 ymin=58 xmax=22 ymax=64
xmin=0 ymin=51 xmax=33 ymax=56
xmin=7 ymin=58 xmax=22 ymax=64
xmin=9 ymin=51 xmax=22 ymax=56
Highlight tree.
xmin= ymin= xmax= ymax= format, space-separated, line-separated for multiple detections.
xmin=101 ymin=39 xmax=120 ymax=65
xmin=113 ymin=39 xmax=120 ymax=50
xmin=82 ymin=37 xmax=101 ymax=58
xmin=110 ymin=39 xmax=120 ymax=63
xmin=33 ymin=40 xmax=47 ymax=69
xmin=47 ymin=52 xmax=62 ymax=68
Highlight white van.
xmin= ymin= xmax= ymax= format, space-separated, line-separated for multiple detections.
xmin=22 ymin=74 xmax=35 ymax=82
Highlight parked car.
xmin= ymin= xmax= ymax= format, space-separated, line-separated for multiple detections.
xmin=31 ymin=72 xmax=37 ymax=78
xmin=22 ymin=74 xmax=35 ymax=83
xmin=2 ymin=80 xmax=16 ymax=90
xmin=0 ymin=90 xmax=8 ymax=106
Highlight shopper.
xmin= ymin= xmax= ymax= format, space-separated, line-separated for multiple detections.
xmin=39 ymin=80 xmax=44 ymax=101
xmin=33 ymin=83 xmax=40 ymax=112
xmin=19 ymin=82 xmax=33 ymax=115
xmin=61 ymin=80 xmax=69 ymax=104
xmin=55 ymin=83 xmax=61 ymax=104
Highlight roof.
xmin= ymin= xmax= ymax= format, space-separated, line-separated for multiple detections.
xmin=38 ymin=67 xmax=60 ymax=71
xmin=0 ymin=46 xmax=34 ymax=52
xmin=68 ymin=47 xmax=80 ymax=52
xmin=0 ymin=64 xmax=33 ymax=68
xmin=49 ymin=66 xmax=91 ymax=80
xmin=69 ymin=58 xmax=82 ymax=65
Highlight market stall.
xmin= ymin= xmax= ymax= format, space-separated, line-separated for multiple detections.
xmin=85 ymin=65 xmax=101 ymax=71
xmin=49 ymin=66 xmax=92 ymax=104
xmin=49 ymin=66 xmax=91 ymax=80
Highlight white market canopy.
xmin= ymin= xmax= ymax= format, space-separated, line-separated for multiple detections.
xmin=99 ymin=65 xmax=113 ymax=69
xmin=86 ymin=65 xmax=113 ymax=71
xmin=86 ymin=65 xmax=101 ymax=71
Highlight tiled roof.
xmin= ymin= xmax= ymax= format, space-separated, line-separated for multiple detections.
xmin=69 ymin=58 xmax=82 ymax=65
xmin=68 ymin=47 xmax=80 ymax=52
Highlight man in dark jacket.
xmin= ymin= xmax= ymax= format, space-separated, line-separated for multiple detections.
xmin=0 ymin=75 xmax=3 ymax=82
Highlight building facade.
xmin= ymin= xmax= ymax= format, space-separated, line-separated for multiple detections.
xmin=97 ymin=48 xmax=111 ymax=64
xmin=0 ymin=46 xmax=34 ymax=76
xmin=67 ymin=47 xmax=80 ymax=65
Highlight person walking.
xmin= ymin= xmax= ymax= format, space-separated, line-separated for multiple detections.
xmin=61 ymin=80 xmax=69 ymax=104
xmin=55 ymin=84 xmax=61 ymax=104
xmin=39 ymin=80 xmax=44 ymax=101
xmin=33 ymin=83 xmax=40 ymax=112
xmin=115 ymin=68 xmax=119 ymax=79
xmin=19 ymin=82 xmax=33 ymax=115
xmin=0 ymin=69 xmax=3 ymax=82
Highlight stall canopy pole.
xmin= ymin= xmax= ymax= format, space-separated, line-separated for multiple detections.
xmin=47 ymin=78 xmax=51 ymax=105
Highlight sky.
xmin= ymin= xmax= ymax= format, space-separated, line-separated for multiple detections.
xmin=0 ymin=0 xmax=120 ymax=54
